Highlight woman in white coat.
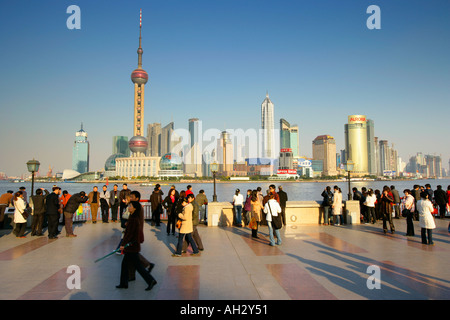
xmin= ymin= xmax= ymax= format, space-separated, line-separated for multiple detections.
xmin=332 ymin=186 xmax=343 ymax=226
xmin=417 ymin=192 xmax=436 ymax=245
xmin=13 ymin=191 xmax=27 ymax=238
xmin=263 ymin=194 xmax=282 ymax=246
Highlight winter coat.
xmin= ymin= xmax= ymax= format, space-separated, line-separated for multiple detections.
xmin=380 ymin=192 xmax=394 ymax=215
xmin=14 ymin=197 xmax=27 ymax=223
xmin=122 ymin=208 xmax=142 ymax=253
xmin=178 ymin=203 xmax=193 ymax=234
xmin=417 ymin=199 xmax=436 ymax=229
xmin=321 ymin=190 xmax=333 ymax=207
xmin=332 ymin=191 xmax=342 ymax=216
xmin=251 ymin=200 xmax=263 ymax=222
xmin=45 ymin=192 xmax=60 ymax=215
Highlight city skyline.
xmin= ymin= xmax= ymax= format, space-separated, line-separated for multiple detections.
xmin=1 ymin=1 xmax=449 ymax=176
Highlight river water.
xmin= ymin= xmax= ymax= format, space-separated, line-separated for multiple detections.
xmin=2 ymin=179 xmax=450 ymax=203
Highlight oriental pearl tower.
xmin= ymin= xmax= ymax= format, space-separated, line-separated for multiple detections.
xmin=129 ymin=9 xmax=149 ymax=156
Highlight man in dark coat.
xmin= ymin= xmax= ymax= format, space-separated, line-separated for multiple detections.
xmin=30 ymin=188 xmax=49 ymax=236
xmin=277 ymin=186 xmax=288 ymax=226
xmin=63 ymin=191 xmax=88 ymax=237
xmin=434 ymin=185 xmax=448 ymax=219
xmin=149 ymin=187 xmax=162 ymax=227
xmin=46 ymin=187 xmax=61 ymax=239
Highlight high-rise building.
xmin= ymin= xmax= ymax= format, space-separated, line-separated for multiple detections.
xmin=116 ymin=10 xmax=160 ymax=178
xmin=112 ymin=136 xmax=130 ymax=156
xmin=161 ymin=122 xmax=174 ymax=155
xmin=185 ymin=118 xmax=202 ymax=177
xmin=312 ymin=135 xmax=338 ymax=176
xmin=279 ymin=118 xmax=299 ymax=158
xmin=344 ymin=115 xmax=369 ymax=176
xmin=366 ymin=119 xmax=376 ymax=175
xmin=147 ymin=123 xmax=161 ymax=156
xmin=128 ymin=9 xmax=149 ymax=157
xmin=261 ymin=93 xmax=275 ymax=158
xmin=72 ymin=123 xmax=90 ymax=173
xmin=280 ymin=119 xmax=291 ymax=149
xmin=217 ymin=131 xmax=234 ymax=176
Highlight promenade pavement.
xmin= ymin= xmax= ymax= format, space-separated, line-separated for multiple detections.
xmin=1 ymin=217 xmax=450 ymax=301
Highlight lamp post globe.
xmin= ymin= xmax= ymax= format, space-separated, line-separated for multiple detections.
xmin=26 ymin=159 xmax=40 ymax=196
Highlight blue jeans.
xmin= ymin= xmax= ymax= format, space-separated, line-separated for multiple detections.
xmin=175 ymin=233 xmax=199 ymax=255
xmin=267 ymin=221 xmax=281 ymax=246
xmin=234 ymin=205 xmax=242 ymax=226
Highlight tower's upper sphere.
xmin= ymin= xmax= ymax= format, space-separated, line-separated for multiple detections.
xmin=131 ymin=68 xmax=148 ymax=85
xmin=128 ymin=135 xmax=148 ymax=154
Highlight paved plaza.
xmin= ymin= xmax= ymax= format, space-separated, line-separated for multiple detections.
xmin=1 ymin=217 xmax=449 ymax=301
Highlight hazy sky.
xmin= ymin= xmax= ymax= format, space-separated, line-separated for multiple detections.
xmin=1 ymin=0 xmax=449 ymax=177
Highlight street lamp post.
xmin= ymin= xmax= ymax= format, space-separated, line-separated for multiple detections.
xmin=210 ymin=162 xmax=219 ymax=202
xmin=26 ymin=159 xmax=40 ymax=196
xmin=345 ymin=160 xmax=354 ymax=201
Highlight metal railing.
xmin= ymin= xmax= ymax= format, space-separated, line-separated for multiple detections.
xmin=73 ymin=200 xmax=168 ymax=222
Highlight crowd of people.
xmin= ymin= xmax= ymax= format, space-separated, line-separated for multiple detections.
xmin=320 ymin=183 xmax=450 ymax=245
xmin=1 ymin=181 xmax=449 ymax=290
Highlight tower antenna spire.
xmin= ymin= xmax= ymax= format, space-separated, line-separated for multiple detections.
xmin=138 ymin=9 xmax=143 ymax=68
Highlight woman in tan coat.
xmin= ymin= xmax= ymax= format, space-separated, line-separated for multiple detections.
xmin=172 ymin=195 xmax=199 ymax=257
xmin=250 ymin=190 xmax=263 ymax=238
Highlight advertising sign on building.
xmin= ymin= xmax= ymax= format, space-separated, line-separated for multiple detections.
xmin=298 ymin=159 xmax=312 ymax=167
xmin=277 ymin=169 xmax=297 ymax=175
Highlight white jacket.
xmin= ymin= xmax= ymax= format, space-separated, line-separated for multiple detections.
xmin=14 ymin=197 xmax=27 ymax=223
xmin=332 ymin=191 xmax=343 ymax=215
xmin=264 ymin=199 xmax=281 ymax=222
xmin=364 ymin=194 xmax=377 ymax=207
xmin=417 ymin=199 xmax=436 ymax=229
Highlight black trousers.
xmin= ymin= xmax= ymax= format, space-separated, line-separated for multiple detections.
xmin=101 ymin=205 xmax=109 ymax=222
xmin=31 ymin=213 xmax=44 ymax=235
xmin=166 ymin=212 xmax=176 ymax=235
xmin=111 ymin=203 xmax=119 ymax=221
xmin=119 ymin=252 xmax=155 ymax=287
xmin=47 ymin=214 xmax=59 ymax=238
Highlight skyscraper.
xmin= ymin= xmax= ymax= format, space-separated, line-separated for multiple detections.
xmin=279 ymin=118 xmax=299 ymax=158
xmin=186 ymin=118 xmax=202 ymax=177
xmin=366 ymin=119 xmax=376 ymax=175
xmin=72 ymin=123 xmax=89 ymax=173
xmin=147 ymin=123 xmax=161 ymax=156
xmin=312 ymin=135 xmax=338 ymax=176
xmin=261 ymin=92 xmax=275 ymax=158
xmin=344 ymin=115 xmax=368 ymax=176
xmin=128 ymin=9 xmax=149 ymax=156
xmin=161 ymin=122 xmax=174 ymax=155
xmin=112 ymin=136 xmax=130 ymax=156
xmin=217 ymin=131 xmax=234 ymax=176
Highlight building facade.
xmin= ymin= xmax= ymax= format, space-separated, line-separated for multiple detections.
xmin=344 ymin=115 xmax=369 ymax=176
xmin=312 ymin=135 xmax=338 ymax=176
xmin=72 ymin=123 xmax=89 ymax=173
xmin=261 ymin=93 xmax=275 ymax=159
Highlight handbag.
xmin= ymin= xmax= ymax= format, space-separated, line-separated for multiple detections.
xmin=22 ymin=206 xmax=32 ymax=219
xmin=268 ymin=203 xmax=282 ymax=230
xmin=176 ymin=219 xmax=182 ymax=229
xmin=401 ymin=209 xmax=409 ymax=218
